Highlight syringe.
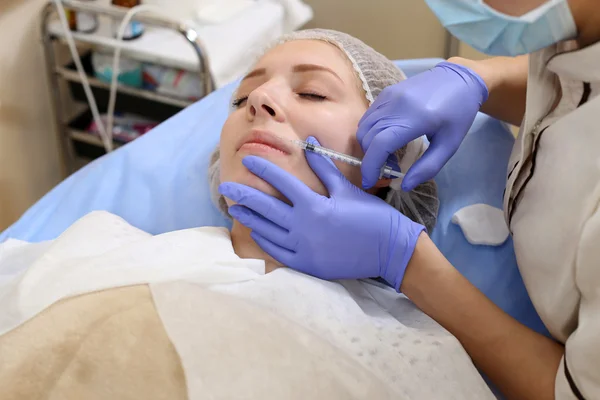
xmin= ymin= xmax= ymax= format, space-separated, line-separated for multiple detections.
xmin=285 ymin=137 xmax=405 ymax=180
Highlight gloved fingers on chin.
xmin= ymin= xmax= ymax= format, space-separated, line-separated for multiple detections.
xmin=220 ymin=182 xmax=292 ymax=229
xmin=228 ymin=205 xmax=291 ymax=248
xmin=242 ymin=156 xmax=313 ymax=205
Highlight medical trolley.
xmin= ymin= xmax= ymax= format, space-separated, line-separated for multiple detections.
xmin=41 ymin=0 xmax=214 ymax=174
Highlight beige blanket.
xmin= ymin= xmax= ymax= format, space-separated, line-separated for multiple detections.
xmin=0 ymin=285 xmax=188 ymax=400
xmin=0 ymin=284 xmax=398 ymax=400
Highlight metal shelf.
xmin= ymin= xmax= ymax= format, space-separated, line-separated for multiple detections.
xmin=68 ymin=128 xmax=124 ymax=149
xmin=57 ymin=67 xmax=194 ymax=108
xmin=42 ymin=0 xmax=214 ymax=174
xmin=44 ymin=0 xmax=213 ymax=93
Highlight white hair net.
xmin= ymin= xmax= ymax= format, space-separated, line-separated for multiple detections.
xmin=208 ymin=29 xmax=439 ymax=232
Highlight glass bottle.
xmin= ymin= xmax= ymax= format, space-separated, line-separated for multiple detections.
xmin=65 ymin=0 xmax=98 ymax=33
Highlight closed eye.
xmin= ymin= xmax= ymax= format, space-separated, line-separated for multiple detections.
xmin=232 ymin=92 xmax=326 ymax=108
xmin=231 ymin=96 xmax=248 ymax=108
xmin=299 ymin=93 xmax=327 ymax=101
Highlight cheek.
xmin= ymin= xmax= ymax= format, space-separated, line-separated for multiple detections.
xmin=298 ymin=108 xmax=362 ymax=152
xmin=295 ymin=107 xmax=365 ymax=187
xmin=218 ymin=114 xmax=244 ymax=180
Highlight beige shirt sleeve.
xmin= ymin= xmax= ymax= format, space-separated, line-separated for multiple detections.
xmin=555 ymin=201 xmax=600 ymax=400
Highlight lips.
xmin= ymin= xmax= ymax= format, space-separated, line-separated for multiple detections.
xmin=238 ymin=129 xmax=294 ymax=155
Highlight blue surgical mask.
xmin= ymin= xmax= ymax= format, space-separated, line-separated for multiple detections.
xmin=425 ymin=0 xmax=577 ymax=56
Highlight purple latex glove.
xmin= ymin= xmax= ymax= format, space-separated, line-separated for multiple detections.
xmin=358 ymin=61 xmax=488 ymax=191
xmin=219 ymin=137 xmax=425 ymax=291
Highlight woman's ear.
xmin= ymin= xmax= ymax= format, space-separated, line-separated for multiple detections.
xmin=366 ymin=177 xmax=391 ymax=194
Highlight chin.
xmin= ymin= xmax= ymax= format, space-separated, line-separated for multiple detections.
xmin=232 ymin=169 xmax=287 ymax=203
xmin=222 ymin=157 xmax=328 ymax=203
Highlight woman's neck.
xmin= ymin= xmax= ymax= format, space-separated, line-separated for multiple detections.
xmin=569 ymin=0 xmax=600 ymax=48
xmin=230 ymin=222 xmax=283 ymax=273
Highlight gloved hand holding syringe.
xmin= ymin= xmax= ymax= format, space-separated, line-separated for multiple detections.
xmin=278 ymin=136 xmax=405 ymax=181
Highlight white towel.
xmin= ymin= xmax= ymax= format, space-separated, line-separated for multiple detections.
xmin=269 ymin=0 xmax=314 ymax=32
xmin=452 ymin=204 xmax=510 ymax=246
xmin=195 ymin=0 xmax=313 ymax=31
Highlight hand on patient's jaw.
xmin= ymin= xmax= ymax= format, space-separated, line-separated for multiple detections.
xmin=219 ymin=137 xmax=425 ymax=291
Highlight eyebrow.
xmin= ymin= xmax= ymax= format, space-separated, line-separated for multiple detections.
xmin=292 ymin=64 xmax=344 ymax=83
xmin=241 ymin=64 xmax=344 ymax=83
xmin=242 ymin=68 xmax=266 ymax=81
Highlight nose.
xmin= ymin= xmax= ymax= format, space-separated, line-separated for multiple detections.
xmin=246 ymin=85 xmax=285 ymax=123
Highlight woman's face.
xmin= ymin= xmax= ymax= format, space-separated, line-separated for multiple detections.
xmin=483 ymin=0 xmax=549 ymax=16
xmin=219 ymin=40 xmax=369 ymax=204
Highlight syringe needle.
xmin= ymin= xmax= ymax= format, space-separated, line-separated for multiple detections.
xmin=279 ymin=136 xmax=405 ymax=182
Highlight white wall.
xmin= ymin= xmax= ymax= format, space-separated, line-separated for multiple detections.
xmin=303 ymin=0 xmax=447 ymax=59
xmin=0 ymin=0 xmax=63 ymax=230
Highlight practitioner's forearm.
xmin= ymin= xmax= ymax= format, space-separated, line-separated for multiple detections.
xmin=448 ymin=55 xmax=529 ymax=127
xmin=401 ymin=234 xmax=563 ymax=400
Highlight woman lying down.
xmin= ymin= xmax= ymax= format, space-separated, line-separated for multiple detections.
xmin=0 ymin=30 xmax=493 ymax=399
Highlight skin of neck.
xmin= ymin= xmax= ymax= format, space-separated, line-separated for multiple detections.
xmin=230 ymin=221 xmax=283 ymax=273
xmin=568 ymin=0 xmax=600 ymax=48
